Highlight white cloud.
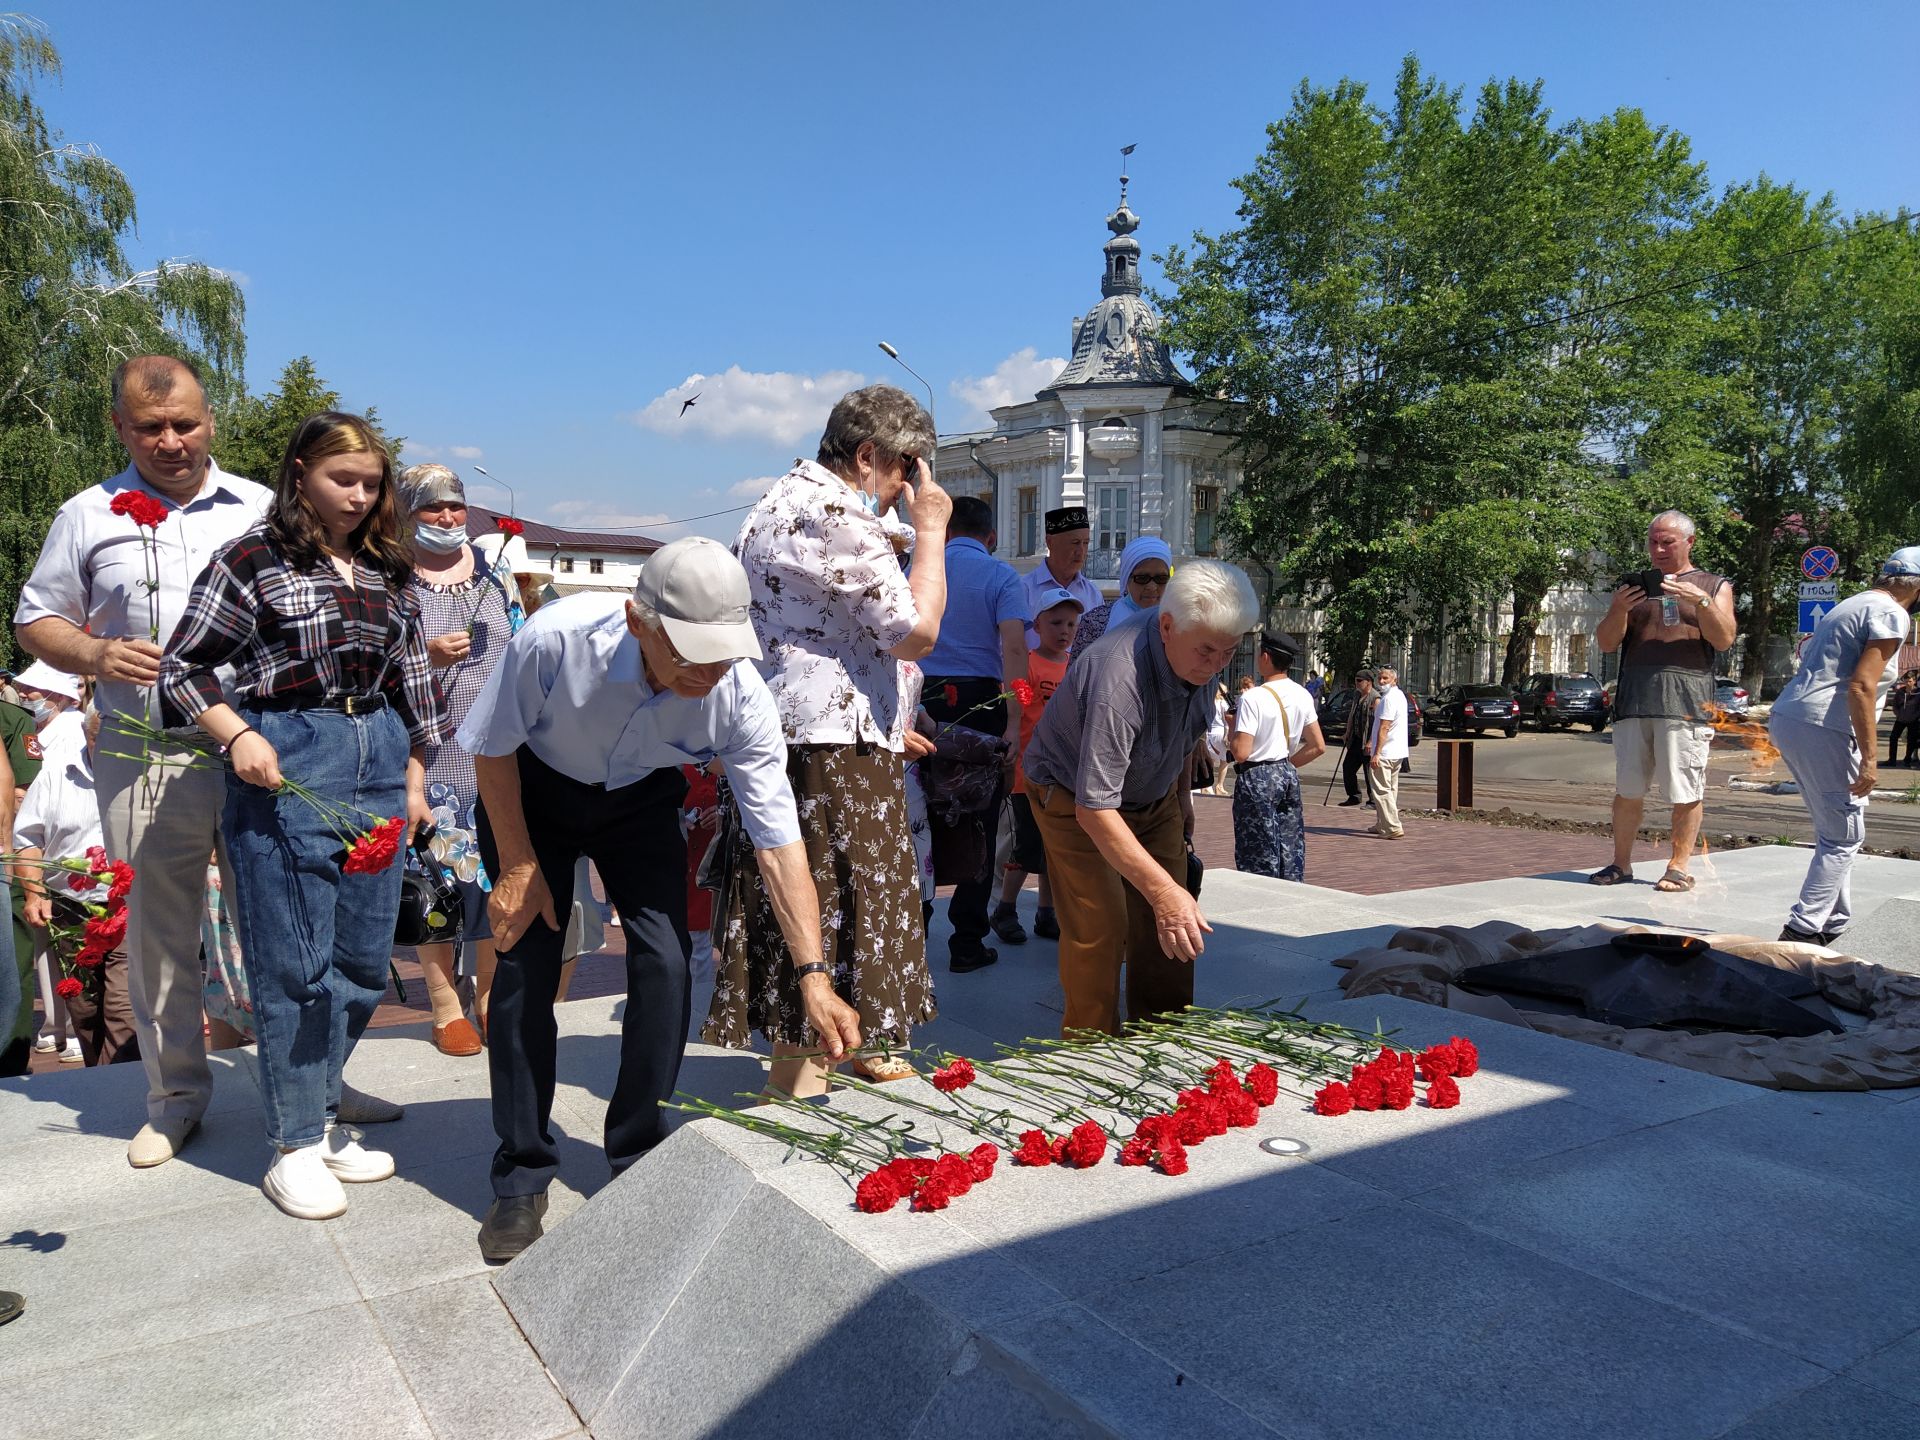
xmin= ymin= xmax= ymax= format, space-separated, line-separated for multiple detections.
xmin=544 ymin=499 xmax=671 ymax=530
xmin=728 ymin=475 xmax=782 ymax=501
xmin=949 ymin=347 xmax=1067 ymax=426
xmin=449 ymin=444 xmax=484 ymax=460
xmin=629 ymin=366 xmax=868 ymax=446
xmin=405 ymin=443 xmax=441 ymax=460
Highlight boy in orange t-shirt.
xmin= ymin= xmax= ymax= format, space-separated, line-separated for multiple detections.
xmin=991 ymin=588 xmax=1082 ymax=942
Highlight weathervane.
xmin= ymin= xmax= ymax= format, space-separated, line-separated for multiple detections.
xmin=1119 ymin=142 xmax=1135 ymax=207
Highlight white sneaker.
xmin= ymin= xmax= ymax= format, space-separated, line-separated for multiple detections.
xmin=322 ymin=1125 xmax=395 ymax=1183
xmin=58 ymin=1039 xmax=83 ymax=1064
xmin=263 ymin=1145 xmax=348 ymax=1220
xmin=32 ymin=1035 xmax=56 ymax=1053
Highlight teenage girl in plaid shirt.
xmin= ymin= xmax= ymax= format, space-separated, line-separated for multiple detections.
xmin=159 ymin=412 xmax=443 ymax=1221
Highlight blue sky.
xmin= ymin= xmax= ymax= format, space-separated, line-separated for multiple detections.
xmin=41 ymin=0 xmax=1920 ymax=542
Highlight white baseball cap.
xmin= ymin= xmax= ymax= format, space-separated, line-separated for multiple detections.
xmin=1882 ymin=546 xmax=1920 ymax=578
xmin=632 ymin=537 xmax=762 ymax=664
xmin=1032 ymin=585 xmax=1085 ymax=613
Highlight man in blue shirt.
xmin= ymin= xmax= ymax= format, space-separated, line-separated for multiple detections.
xmin=458 ymin=537 xmax=860 ymax=1261
xmin=919 ymin=496 xmax=1028 ymax=972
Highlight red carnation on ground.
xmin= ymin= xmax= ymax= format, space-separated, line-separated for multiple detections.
xmin=1156 ymin=1139 xmax=1190 ymax=1175
xmin=110 ymin=490 xmax=170 ymax=528
xmin=1013 ymin=1130 xmax=1054 ymax=1167
xmin=1244 ymin=1062 xmax=1280 ymax=1107
xmin=1063 ymin=1120 xmax=1107 ymax=1168
xmin=1118 ymin=1135 xmax=1154 ymax=1166
xmin=1224 ymin=1090 xmax=1261 ymax=1128
xmin=55 ymin=977 xmax=83 ymax=999
xmin=967 ymin=1143 xmax=999 ymax=1182
xmin=1426 ymin=1073 xmax=1462 ymax=1109
xmin=1418 ymin=1044 xmax=1459 ymax=1080
xmin=1448 ymin=1036 xmax=1480 ymax=1077
xmin=1313 ymin=1082 xmax=1355 ymax=1116
xmin=855 ymin=1168 xmax=906 ymax=1213
xmin=1010 ymin=678 xmax=1036 ymax=707
xmin=930 ymin=1057 xmax=977 ymax=1093
xmin=1383 ymin=1076 xmax=1415 ymax=1111
xmin=1349 ymin=1073 xmax=1385 ymax=1111
xmin=495 ymin=516 xmax=525 ymax=538
xmin=911 ymin=1177 xmax=954 ymax=1211
xmin=929 ymin=1153 xmax=974 ymax=1196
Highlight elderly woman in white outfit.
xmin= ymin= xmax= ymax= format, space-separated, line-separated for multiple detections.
xmin=1768 ymin=546 xmax=1920 ymax=946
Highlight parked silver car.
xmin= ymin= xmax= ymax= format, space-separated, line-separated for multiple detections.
xmin=1714 ymin=680 xmax=1751 ymax=716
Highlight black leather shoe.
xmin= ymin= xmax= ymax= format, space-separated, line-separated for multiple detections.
xmin=479 ymin=1193 xmax=549 ymax=1264
xmin=1338 ymin=797 xmax=1364 ymax=807
xmin=1777 ymin=924 xmax=1831 ymax=947
xmin=948 ymin=945 xmax=999 ymax=974
xmin=988 ymin=907 xmax=1028 ymax=945
xmin=1032 ymin=909 xmax=1059 ymax=941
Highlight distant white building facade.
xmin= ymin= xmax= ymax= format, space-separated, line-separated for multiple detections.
xmin=468 ymin=504 xmax=660 ymax=597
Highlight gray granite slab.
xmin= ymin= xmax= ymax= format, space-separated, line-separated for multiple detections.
xmin=1846 ymin=1329 xmax=1920 ymax=1408
xmin=1080 ymin=1202 xmax=1825 ymax=1440
xmin=1654 ymin=1088 xmax=1920 ymax=1211
xmin=1830 ymin=897 xmax=1920 ymax=975
xmin=0 ymin=1299 xmax=432 ymax=1440
xmin=904 ymin=1340 xmax=1095 ymax=1440
xmin=373 ymin=1275 xmax=579 ymax=1440
xmin=1418 ymin=1125 xmax=1920 ymax=1369
xmin=2 ymin=1192 xmax=362 ymax=1384
xmin=1717 ymin=1376 xmax=1920 ymax=1439
xmin=0 ymin=1047 xmax=256 ymax=1148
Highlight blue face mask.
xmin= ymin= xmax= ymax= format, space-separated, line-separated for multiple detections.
xmin=855 ymin=490 xmax=881 ymax=517
xmin=414 ymin=521 xmax=468 ymax=554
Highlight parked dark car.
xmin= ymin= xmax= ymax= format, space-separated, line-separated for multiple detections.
xmin=1316 ymin=686 xmax=1424 ymax=747
xmin=1430 ymin=684 xmax=1521 ymax=738
xmin=1516 ymin=672 xmax=1611 ymax=732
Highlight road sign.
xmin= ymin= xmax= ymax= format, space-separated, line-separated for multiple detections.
xmin=1799 ymin=599 xmax=1833 ymax=633
xmin=1801 ymin=546 xmax=1839 ymax=580
xmin=1799 ymin=580 xmax=1839 ymax=600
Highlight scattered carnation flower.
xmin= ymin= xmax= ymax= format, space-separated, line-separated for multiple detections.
xmin=1313 ymin=1081 xmax=1355 ymax=1116
xmin=966 ymin=1143 xmax=999 ymax=1181
xmin=1063 ymin=1119 xmax=1107 ymax=1168
xmin=1448 ymin=1036 xmax=1480 ymax=1077
xmin=1244 ymin=1062 xmax=1280 ymax=1107
xmin=1426 ymin=1073 xmax=1462 ymax=1109
xmin=1013 ymin=1130 xmax=1054 ymax=1167
xmin=1156 ymin=1139 xmax=1190 ymax=1175
xmin=855 ymin=1169 xmax=905 ymax=1213
xmin=930 ymin=1057 xmax=977 ymax=1093
xmin=1417 ymin=1044 xmax=1459 ymax=1080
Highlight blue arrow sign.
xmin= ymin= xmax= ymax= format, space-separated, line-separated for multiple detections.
xmin=1801 ymin=546 xmax=1839 ymax=580
xmin=1799 ymin=599 xmax=1832 ymax=633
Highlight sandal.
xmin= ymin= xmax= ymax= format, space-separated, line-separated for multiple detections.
xmin=1654 ymin=868 xmax=1696 ymax=893
xmin=1587 ymin=864 xmax=1633 ymax=886
xmin=850 ymin=1054 xmax=917 ymax=1083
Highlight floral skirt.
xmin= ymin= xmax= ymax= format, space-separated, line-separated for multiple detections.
xmin=703 ymin=743 xmax=934 ymax=1048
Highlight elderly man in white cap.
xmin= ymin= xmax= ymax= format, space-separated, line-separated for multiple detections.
xmin=1768 ymin=546 xmax=1920 ymax=946
xmin=458 ymin=536 xmax=862 ymax=1261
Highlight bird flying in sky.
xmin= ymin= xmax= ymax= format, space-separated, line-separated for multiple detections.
xmin=679 ymin=393 xmax=700 ymax=417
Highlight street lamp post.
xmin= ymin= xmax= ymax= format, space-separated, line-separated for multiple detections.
xmin=471 ymin=465 xmax=516 ymax=519
xmin=876 ymin=342 xmax=938 ymax=448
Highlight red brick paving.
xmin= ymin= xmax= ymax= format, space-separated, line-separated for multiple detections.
xmin=21 ymin=789 xmax=1663 ymax=1071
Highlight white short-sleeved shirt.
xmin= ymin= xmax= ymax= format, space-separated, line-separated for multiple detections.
xmin=734 ymin=459 xmax=918 ymax=749
xmin=1235 ymin=676 xmax=1318 ymax=763
xmin=455 ymin=593 xmax=801 ymax=851
xmin=1370 ymin=685 xmax=1410 ymax=762
xmin=14 ymin=463 xmax=271 ymax=724
xmin=1771 ymin=589 xmax=1913 ymax=734
xmin=14 ymin=739 xmax=104 ymax=885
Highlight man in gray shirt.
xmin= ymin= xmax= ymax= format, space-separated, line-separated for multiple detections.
xmin=1024 ymin=560 xmax=1260 ymax=1036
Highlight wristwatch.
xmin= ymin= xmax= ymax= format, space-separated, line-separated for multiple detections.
xmin=793 ymin=961 xmax=831 ymax=981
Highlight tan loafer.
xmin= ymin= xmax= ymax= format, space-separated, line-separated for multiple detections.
xmin=128 ymin=1117 xmax=198 ymax=1169
xmin=433 ymin=1018 xmax=484 ymax=1057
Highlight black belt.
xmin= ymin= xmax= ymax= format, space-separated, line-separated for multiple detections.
xmin=254 ymin=693 xmax=388 ymax=715
xmin=1237 ymin=757 xmax=1289 ymax=769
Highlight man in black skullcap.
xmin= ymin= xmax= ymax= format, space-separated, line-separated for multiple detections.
xmin=1021 ymin=507 xmax=1102 ymax=650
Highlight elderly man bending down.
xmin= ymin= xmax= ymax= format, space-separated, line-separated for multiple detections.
xmin=1023 ymin=560 xmax=1260 ymax=1035
xmin=458 ymin=537 xmax=861 ymax=1262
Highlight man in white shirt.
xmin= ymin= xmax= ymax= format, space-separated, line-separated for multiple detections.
xmin=1021 ymin=507 xmax=1103 ymax=650
xmin=458 ymin=537 xmax=861 ymax=1262
xmin=1367 ymin=664 xmax=1410 ymax=839
xmin=13 ymin=357 xmax=272 ymax=1167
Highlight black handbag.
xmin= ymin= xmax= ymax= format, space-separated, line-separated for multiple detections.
xmin=394 ymin=830 xmax=462 ymax=948
xmin=1185 ymin=842 xmax=1204 ymax=899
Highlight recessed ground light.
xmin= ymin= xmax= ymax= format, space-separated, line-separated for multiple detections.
xmin=1261 ymin=1137 xmax=1310 ymax=1157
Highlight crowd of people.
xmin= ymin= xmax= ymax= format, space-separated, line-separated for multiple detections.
xmin=3 ymin=355 xmax=1913 ymax=1280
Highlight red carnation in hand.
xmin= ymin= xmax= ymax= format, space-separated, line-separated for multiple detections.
xmin=1426 ymin=1073 xmax=1462 ymax=1109
xmin=1010 ymin=678 xmax=1036 ymax=707
xmin=55 ymin=976 xmax=83 ymax=999
xmin=343 ymin=817 xmax=407 ymax=875
xmin=930 ymin=1057 xmax=977 ymax=1094
xmin=66 ymin=871 xmax=94 ymax=893
xmin=942 ymin=684 xmax=959 ymax=708
xmin=495 ymin=516 xmax=526 ymax=538
xmin=1417 ymin=1044 xmax=1459 ymax=1080
xmin=83 ymin=909 xmax=128 ymax=953
xmin=1244 ymin=1062 xmax=1280 ymax=1107
xmin=1448 ymin=1036 xmax=1480 ymax=1077
xmin=1013 ymin=1130 xmax=1054 ymax=1167
xmin=86 ymin=845 xmax=108 ymax=869
xmin=1063 ymin=1119 xmax=1107 ymax=1168
xmin=1156 ymin=1139 xmax=1190 ymax=1175
xmin=967 ymin=1143 xmax=999 ymax=1181
xmin=107 ymin=860 xmax=136 ymax=905
xmin=856 ymin=1168 xmax=906 ymax=1213
xmin=1313 ymin=1082 xmax=1355 ymax=1116
xmin=110 ymin=489 xmax=170 ymax=528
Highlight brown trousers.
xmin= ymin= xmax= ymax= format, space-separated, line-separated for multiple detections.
xmin=1031 ymin=782 xmax=1192 ymax=1037
xmin=65 ymin=955 xmax=141 ymax=1067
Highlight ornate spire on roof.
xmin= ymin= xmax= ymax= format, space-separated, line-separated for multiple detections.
xmin=1102 ymin=148 xmax=1143 ymax=298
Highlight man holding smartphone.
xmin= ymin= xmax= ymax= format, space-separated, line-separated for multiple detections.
xmin=1591 ymin=510 xmax=1737 ymax=890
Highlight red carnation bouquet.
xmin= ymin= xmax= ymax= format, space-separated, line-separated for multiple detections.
xmin=8 ymin=846 xmax=138 ymax=1001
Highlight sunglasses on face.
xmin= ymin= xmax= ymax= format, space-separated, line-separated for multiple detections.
xmin=1129 ymin=571 xmax=1171 ymax=588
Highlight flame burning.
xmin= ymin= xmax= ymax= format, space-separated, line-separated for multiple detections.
xmin=1705 ymin=703 xmax=1780 ymax=773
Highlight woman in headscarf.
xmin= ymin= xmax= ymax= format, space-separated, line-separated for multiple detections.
xmin=1070 ymin=536 xmax=1173 ymax=660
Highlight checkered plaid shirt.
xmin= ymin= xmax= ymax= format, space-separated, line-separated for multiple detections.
xmin=159 ymin=526 xmax=445 ymax=748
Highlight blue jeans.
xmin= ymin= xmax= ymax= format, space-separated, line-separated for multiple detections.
xmin=1770 ymin=713 xmax=1868 ymax=937
xmin=223 ymin=707 xmax=408 ymax=1149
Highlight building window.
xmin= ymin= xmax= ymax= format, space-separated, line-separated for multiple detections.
xmin=1568 ymin=633 xmax=1589 ymax=673
xmin=1095 ymin=484 xmax=1129 ymax=555
xmin=1531 ymin=632 xmax=1552 ymax=671
xmin=1017 ymin=487 xmax=1038 ymax=556
xmin=559 ymin=557 xmax=574 ymax=574
xmin=589 ymin=557 xmax=605 ymax=576
xmin=1193 ymin=486 xmax=1220 ymax=556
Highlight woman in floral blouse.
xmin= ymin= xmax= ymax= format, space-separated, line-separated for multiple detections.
xmin=704 ymin=384 xmax=951 ymax=1096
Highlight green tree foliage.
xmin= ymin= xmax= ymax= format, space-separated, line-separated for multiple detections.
xmin=1158 ymin=56 xmax=1709 ymax=684
xmin=0 ymin=16 xmax=246 ymax=665
xmin=216 ymin=355 xmax=404 ymax=486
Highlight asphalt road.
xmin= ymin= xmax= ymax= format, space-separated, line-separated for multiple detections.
xmin=1370 ymin=718 xmax=1920 ymax=853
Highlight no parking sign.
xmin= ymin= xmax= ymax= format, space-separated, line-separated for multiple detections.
xmin=1801 ymin=546 xmax=1839 ymax=581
